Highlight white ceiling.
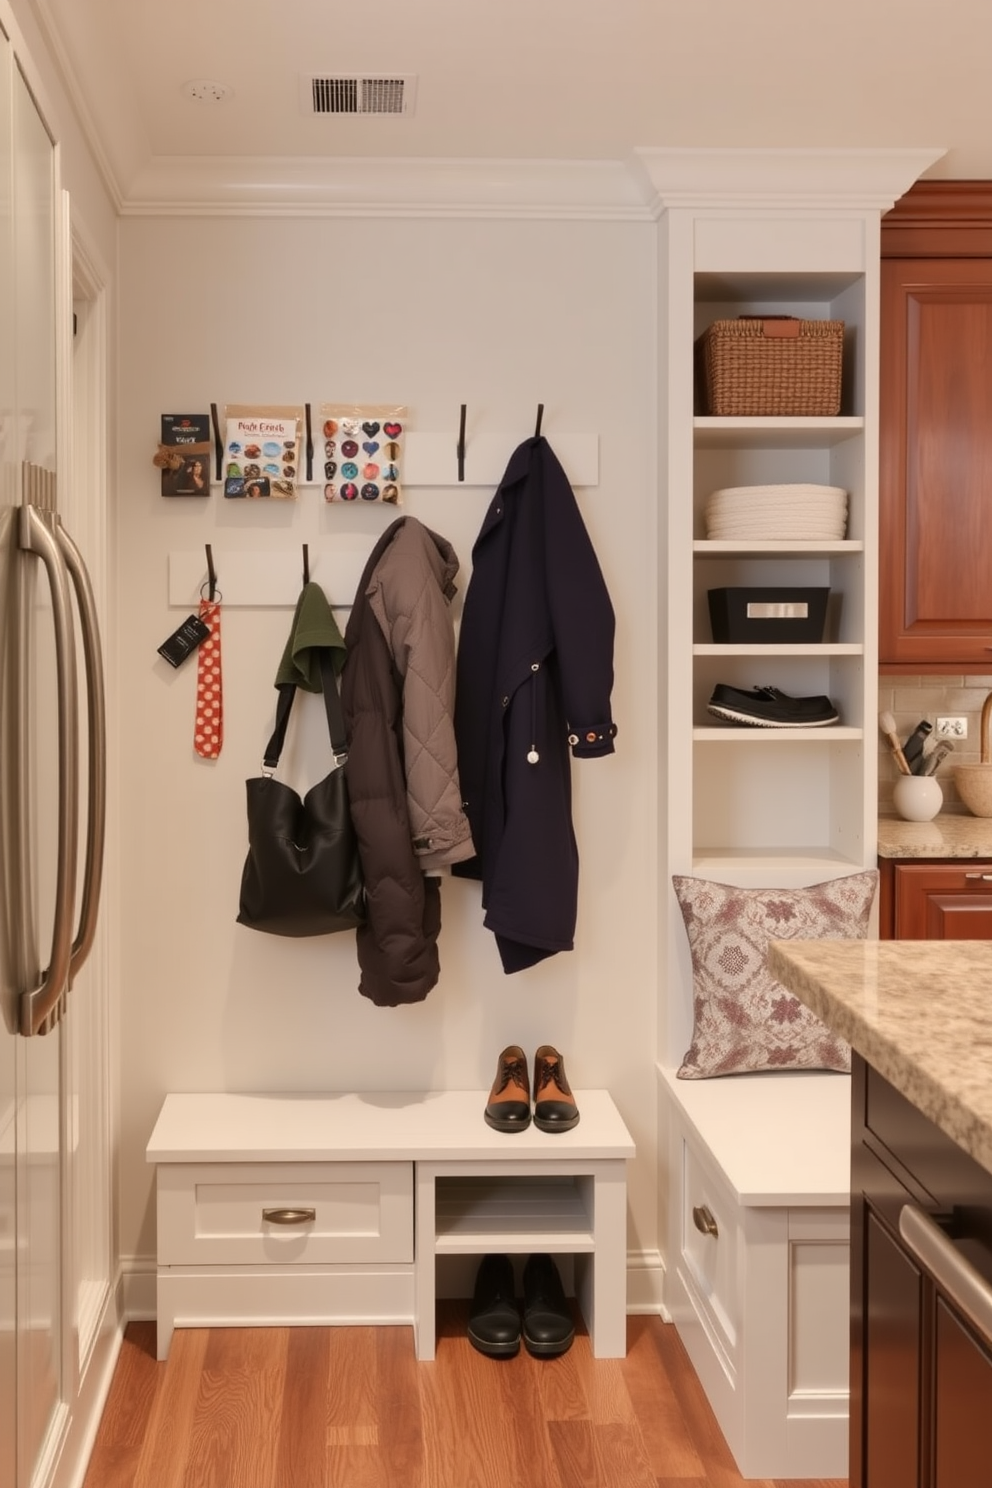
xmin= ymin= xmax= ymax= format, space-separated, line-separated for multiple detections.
xmin=27 ymin=0 xmax=992 ymax=211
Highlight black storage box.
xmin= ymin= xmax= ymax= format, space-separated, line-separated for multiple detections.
xmin=707 ymin=587 xmax=829 ymax=643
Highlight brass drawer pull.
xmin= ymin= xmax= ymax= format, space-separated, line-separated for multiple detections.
xmin=692 ymin=1204 xmax=719 ymax=1238
xmin=262 ymin=1207 xmax=316 ymax=1225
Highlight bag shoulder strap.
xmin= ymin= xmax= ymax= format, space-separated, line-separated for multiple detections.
xmin=262 ymin=651 xmax=347 ymax=771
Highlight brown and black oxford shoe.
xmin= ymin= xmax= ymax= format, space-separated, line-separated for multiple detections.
xmin=532 ymin=1045 xmax=580 ymax=1132
xmin=483 ymin=1044 xmax=531 ymax=1133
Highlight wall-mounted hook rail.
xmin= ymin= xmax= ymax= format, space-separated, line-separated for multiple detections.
xmin=457 ymin=405 xmax=467 ymax=483
xmin=535 ymin=404 xmax=544 ymax=438
xmin=205 ymin=544 xmax=218 ymax=601
xmin=302 ymin=544 xmax=310 ymax=586
xmin=304 ymin=403 xmax=313 ymax=483
xmin=210 ymin=404 xmax=223 ymax=481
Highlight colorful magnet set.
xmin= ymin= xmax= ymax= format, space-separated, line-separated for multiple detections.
xmin=320 ymin=404 xmax=406 ymax=504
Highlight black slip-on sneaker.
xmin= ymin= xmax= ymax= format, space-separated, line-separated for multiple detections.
xmin=707 ymin=684 xmax=839 ymax=728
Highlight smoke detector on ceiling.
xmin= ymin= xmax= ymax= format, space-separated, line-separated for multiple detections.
xmin=300 ymin=75 xmax=417 ymax=117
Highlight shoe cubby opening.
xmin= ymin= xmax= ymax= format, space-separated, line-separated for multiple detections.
xmin=435 ymin=1251 xmax=582 ymax=1301
xmin=432 ymin=1174 xmax=596 ymax=1254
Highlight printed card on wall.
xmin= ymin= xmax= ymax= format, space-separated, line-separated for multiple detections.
xmin=320 ymin=404 xmax=407 ymax=504
xmin=223 ymin=404 xmax=303 ymax=499
xmin=159 ymin=414 xmax=211 ymax=496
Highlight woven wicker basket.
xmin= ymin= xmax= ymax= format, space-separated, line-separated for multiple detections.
xmin=698 ymin=316 xmax=844 ymax=416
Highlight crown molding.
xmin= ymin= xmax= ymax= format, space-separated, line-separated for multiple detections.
xmin=116 ymin=154 xmax=655 ymax=221
xmin=881 ymin=179 xmax=992 ymax=257
xmin=633 ymin=147 xmax=947 ymax=216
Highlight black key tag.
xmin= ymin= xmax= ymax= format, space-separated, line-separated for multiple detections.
xmin=157 ymin=613 xmax=211 ymax=668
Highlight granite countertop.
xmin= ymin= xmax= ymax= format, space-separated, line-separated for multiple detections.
xmin=768 ymin=938 xmax=992 ymax=1177
xmin=878 ymin=813 xmax=992 ymax=859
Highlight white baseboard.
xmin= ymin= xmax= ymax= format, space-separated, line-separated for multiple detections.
xmin=626 ymin=1248 xmax=668 ymax=1317
xmin=50 ymin=1269 xmax=126 ymax=1488
xmin=121 ymin=1252 xmax=157 ymax=1320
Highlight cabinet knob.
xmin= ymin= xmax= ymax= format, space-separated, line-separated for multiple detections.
xmin=261 ymin=1207 xmax=316 ymax=1225
xmin=692 ymin=1204 xmax=719 ymax=1238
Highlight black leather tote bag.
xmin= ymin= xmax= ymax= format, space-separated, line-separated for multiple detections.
xmin=237 ymin=652 xmax=365 ymax=936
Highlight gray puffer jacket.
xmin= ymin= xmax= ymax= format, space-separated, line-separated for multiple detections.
xmin=341 ymin=517 xmax=472 ymax=1006
xmin=368 ymin=518 xmax=475 ymax=873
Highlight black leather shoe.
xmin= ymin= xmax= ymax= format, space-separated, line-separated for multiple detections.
xmin=484 ymin=1044 xmax=531 ymax=1133
xmin=468 ymin=1254 xmax=521 ymax=1357
xmin=522 ymin=1253 xmax=575 ymax=1357
xmin=533 ymin=1045 xmax=580 ymax=1132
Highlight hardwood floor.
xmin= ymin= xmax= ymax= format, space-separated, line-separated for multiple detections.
xmin=82 ymin=1308 xmax=847 ymax=1488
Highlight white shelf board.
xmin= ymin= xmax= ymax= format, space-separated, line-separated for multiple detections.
xmin=690 ymin=846 xmax=866 ymax=875
xmin=694 ymin=643 xmax=863 ymax=657
xmin=434 ymin=1229 xmax=596 ymax=1255
xmin=693 ymin=540 xmax=864 ymax=555
xmin=693 ymin=725 xmax=863 ymax=741
xmin=693 ymin=416 xmax=864 ymax=449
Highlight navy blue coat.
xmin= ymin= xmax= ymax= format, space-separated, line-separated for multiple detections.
xmin=454 ymin=436 xmax=617 ymax=973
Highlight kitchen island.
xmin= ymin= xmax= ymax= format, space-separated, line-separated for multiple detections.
xmin=768 ymin=938 xmax=992 ymax=1488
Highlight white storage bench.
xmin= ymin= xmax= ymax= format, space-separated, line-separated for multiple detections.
xmin=146 ymin=1089 xmax=634 ymax=1362
xmin=659 ymin=1066 xmax=850 ymax=1480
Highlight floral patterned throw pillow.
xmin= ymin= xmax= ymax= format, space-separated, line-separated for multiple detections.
xmin=673 ymin=871 xmax=877 ymax=1079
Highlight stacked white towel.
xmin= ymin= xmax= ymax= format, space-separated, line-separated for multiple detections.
xmin=704 ymin=483 xmax=848 ymax=541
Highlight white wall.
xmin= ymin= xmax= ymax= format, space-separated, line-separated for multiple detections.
xmin=115 ymin=212 xmax=662 ymax=1286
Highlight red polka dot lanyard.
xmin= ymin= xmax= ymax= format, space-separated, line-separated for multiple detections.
xmin=194 ymin=574 xmax=223 ymax=760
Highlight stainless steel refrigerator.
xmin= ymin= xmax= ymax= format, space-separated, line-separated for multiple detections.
xmin=1 ymin=25 xmax=106 ymax=1488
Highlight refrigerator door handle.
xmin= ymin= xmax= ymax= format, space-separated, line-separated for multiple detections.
xmin=57 ymin=519 xmax=106 ymax=986
xmin=18 ymin=501 xmax=79 ymax=1036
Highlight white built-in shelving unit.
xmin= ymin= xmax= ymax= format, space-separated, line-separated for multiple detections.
xmin=637 ymin=147 xmax=945 ymax=1068
xmin=636 ymin=147 xmax=943 ymax=1480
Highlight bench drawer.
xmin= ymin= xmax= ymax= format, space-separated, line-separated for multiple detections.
xmin=157 ymin=1161 xmax=414 ymax=1265
xmin=680 ymin=1136 xmax=739 ymax=1362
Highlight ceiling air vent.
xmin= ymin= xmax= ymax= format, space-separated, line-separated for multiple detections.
xmin=302 ymin=75 xmax=417 ymax=117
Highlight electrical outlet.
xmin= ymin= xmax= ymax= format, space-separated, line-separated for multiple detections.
xmin=936 ymin=716 xmax=968 ymax=739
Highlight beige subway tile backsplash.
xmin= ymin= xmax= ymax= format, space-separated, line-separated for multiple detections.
xmin=876 ymin=672 xmax=992 ymax=812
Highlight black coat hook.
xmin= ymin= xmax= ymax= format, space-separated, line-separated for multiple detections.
xmin=535 ymin=404 xmax=544 ymax=438
xmin=457 ymin=404 xmax=467 ymax=483
xmin=210 ymin=403 xmax=223 ymax=480
xmin=304 ymin=403 xmax=313 ymax=483
xmin=302 ymin=544 xmax=310 ymax=586
xmin=205 ymin=544 xmax=217 ymax=601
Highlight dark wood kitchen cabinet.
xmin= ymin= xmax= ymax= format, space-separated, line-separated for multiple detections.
xmin=880 ymin=183 xmax=992 ymax=672
xmin=878 ymin=858 xmax=992 ymax=938
xmin=851 ymin=1054 xmax=992 ymax=1487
